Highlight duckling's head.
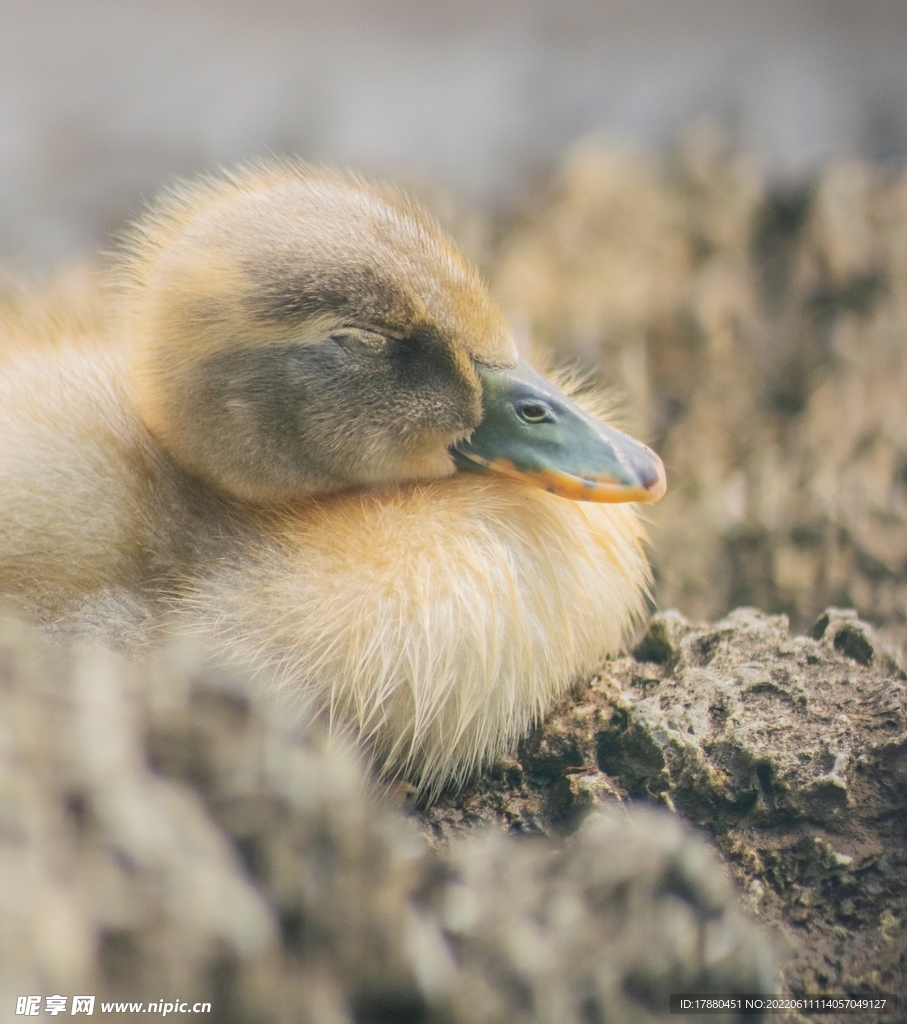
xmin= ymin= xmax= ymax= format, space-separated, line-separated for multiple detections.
xmin=119 ymin=162 xmax=665 ymax=506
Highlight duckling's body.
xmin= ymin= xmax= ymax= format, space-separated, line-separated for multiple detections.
xmin=0 ymin=297 xmax=223 ymax=636
xmin=0 ymin=164 xmax=661 ymax=790
xmin=183 ymin=476 xmax=645 ymax=786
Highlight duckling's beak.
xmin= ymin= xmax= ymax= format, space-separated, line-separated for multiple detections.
xmin=451 ymin=359 xmax=666 ymax=503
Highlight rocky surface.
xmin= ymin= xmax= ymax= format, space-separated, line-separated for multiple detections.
xmin=5 ymin=599 xmax=904 ymax=1020
xmin=423 ymin=608 xmax=907 ymax=1016
xmin=0 ymin=608 xmax=774 ymax=1024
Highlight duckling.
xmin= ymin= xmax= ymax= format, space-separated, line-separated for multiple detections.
xmin=0 ymin=163 xmax=665 ymax=790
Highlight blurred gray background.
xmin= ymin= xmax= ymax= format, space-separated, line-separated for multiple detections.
xmin=3 ymin=0 xmax=907 ymax=269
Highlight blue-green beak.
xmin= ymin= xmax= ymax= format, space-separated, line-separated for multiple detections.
xmin=452 ymin=359 xmax=666 ymax=503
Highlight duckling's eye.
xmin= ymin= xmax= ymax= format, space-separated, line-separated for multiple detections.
xmin=515 ymin=399 xmax=556 ymax=424
xmin=330 ymin=328 xmax=388 ymax=354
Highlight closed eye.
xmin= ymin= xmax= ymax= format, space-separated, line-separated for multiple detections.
xmin=330 ymin=328 xmax=388 ymax=352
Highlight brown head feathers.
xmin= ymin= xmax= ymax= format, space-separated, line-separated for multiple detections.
xmin=119 ymin=164 xmax=515 ymax=503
